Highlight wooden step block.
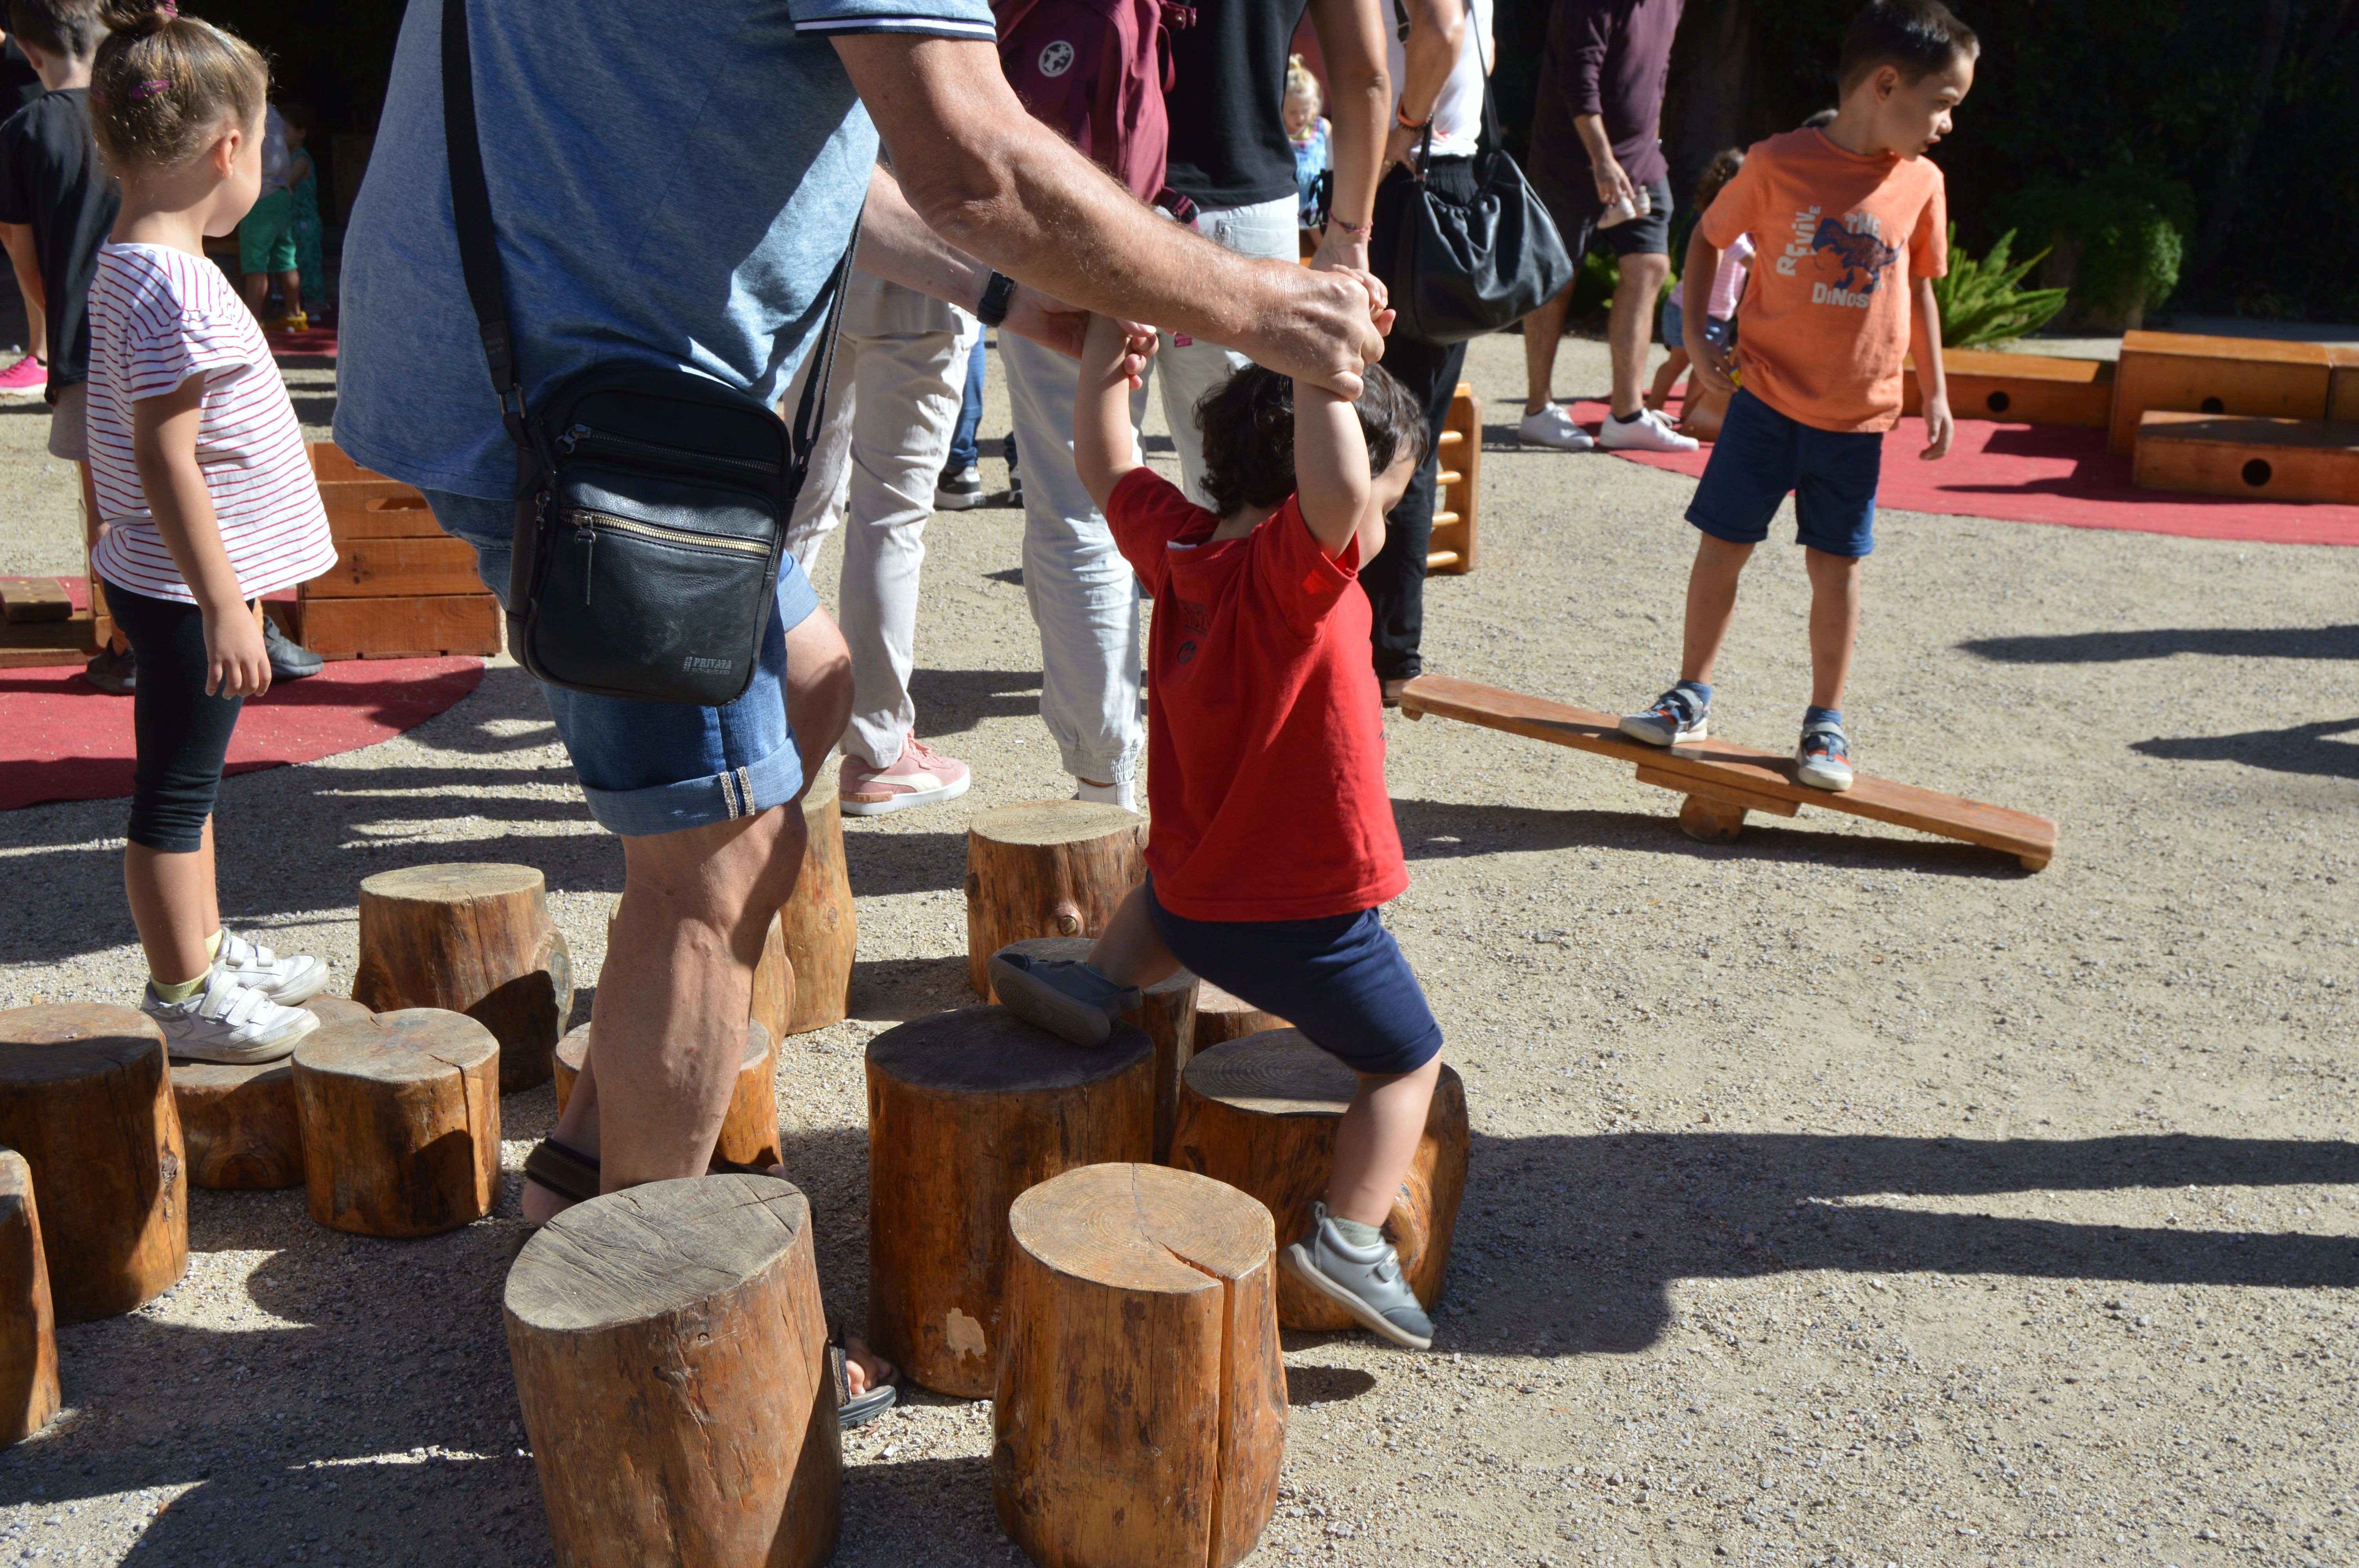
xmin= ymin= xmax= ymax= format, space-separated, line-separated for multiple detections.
xmin=293 ymin=1009 xmax=501 ymax=1237
xmin=1428 ymin=381 xmax=1480 ymax=575
xmin=554 ymin=1019 xmax=781 ymax=1171
xmin=778 ymin=790 xmax=854 ymax=1033
xmin=352 ymin=863 xmax=573 ymax=1093
xmin=505 ymin=1174 xmax=840 ymax=1568
xmin=318 ymin=478 xmax=422 ymax=536
xmin=2132 ymin=412 xmax=2359 ymax=505
xmin=307 ymin=441 xmax=389 ymax=483
xmin=1192 ymin=980 xmax=1289 ymax=1056
xmin=865 ymin=1006 xmax=1153 ymax=1397
xmin=987 ymin=938 xmax=1199 ymax=1163
xmin=293 ymin=593 xmax=503 ymax=659
xmin=1172 ymin=1029 xmax=1467 ymax=1331
xmin=0 ymin=1150 xmax=59 ymax=1445
xmin=0 ymin=603 xmax=99 ymax=659
xmin=301 ymin=535 xmax=484 ymax=599
xmin=1902 ymin=348 xmax=2114 ymax=426
xmin=332 ymin=495 xmax=449 ymax=540
xmin=2332 ymin=362 xmax=2359 ymax=424
xmin=174 ymin=1058 xmax=302 ymax=1191
xmin=964 ymin=800 xmax=1147 ymax=997
xmin=994 ymin=1162 xmax=1283 ymax=1568
xmin=2108 ymin=330 xmax=2338 ymax=456
xmin=0 ymin=578 xmax=70 ymax=623
xmin=0 ymin=1005 xmax=187 ymax=1323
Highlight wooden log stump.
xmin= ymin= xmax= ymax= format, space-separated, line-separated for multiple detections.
xmin=553 ymin=1020 xmax=781 ymax=1172
xmin=302 ymin=996 xmax=373 ymax=1026
xmin=866 ymin=1007 xmax=1153 ymax=1397
xmin=993 ymin=1162 xmax=1284 ymax=1568
xmin=0 ymin=1005 xmax=187 ymax=1323
xmin=1191 ymin=980 xmax=1289 ymax=1054
xmin=780 ymin=791 xmax=854 ymax=1033
xmin=505 ymin=1173 xmax=840 ymax=1568
xmin=1171 ymin=1029 xmax=1467 ymax=1332
xmin=351 ymin=863 xmax=573 ymax=1094
xmin=987 ymin=938 xmax=1199 ymax=1164
xmin=750 ymin=909 xmax=796 ymax=1048
xmin=293 ymin=1009 xmax=500 ymax=1238
xmin=174 ymin=1059 xmax=302 ymax=1191
xmin=0 ymin=1151 xmax=59 ymax=1445
xmin=964 ymin=800 xmax=1147 ymax=998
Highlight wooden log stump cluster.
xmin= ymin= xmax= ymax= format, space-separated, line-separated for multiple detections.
xmin=964 ymin=800 xmax=1146 ymax=997
xmin=1190 ymin=980 xmax=1289 ymax=1055
xmin=351 ymin=864 xmax=572 ymax=1093
xmin=0 ymin=1005 xmax=186 ymax=1323
xmin=865 ymin=1007 xmax=1153 ymax=1397
xmin=505 ymin=1174 xmax=840 ymax=1568
xmin=1172 ymin=1029 xmax=1467 ymax=1331
xmin=554 ymin=1020 xmax=781 ymax=1172
xmin=172 ymin=997 xmax=373 ymax=1192
xmin=293 ymin=1009 xmax=500 ymax=1238
xmin=0 ymin=1151 xmax=58 ymax=1445
xmin=993 ymin=1162 xmax=1284 ymax=1568
xmin=987 ymin=937 xmax=1200 ymax=1163
xmin=779 ymin=791 xmax=854 ymax=1033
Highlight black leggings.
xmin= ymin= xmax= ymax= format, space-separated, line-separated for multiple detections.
xmin=100 ymin=576 xmax=245 ymax=853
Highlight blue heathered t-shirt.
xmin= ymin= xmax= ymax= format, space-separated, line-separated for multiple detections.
xmin=334 ymin=0 xmax=996 ymax=499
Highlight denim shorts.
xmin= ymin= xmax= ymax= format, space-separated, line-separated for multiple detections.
xmin=421 ymin=489 xmax=818 ymax=837
xmin=1687 ymin=388 xmax=1882 ymax=559
xmin=1143 ymin=878 xmax=1442 ymax=1076
xmin=1659 ymin=296 xmax=1732 ymax=355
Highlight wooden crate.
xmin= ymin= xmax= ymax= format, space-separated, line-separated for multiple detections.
xmin=2131 ymin=412 xmax=2359 ymax=505
xmin=2106 ymin=332 xmax=2337 ymax=456
xmin=1427 ymin=382 xmax=1480 ymax=575
xmin=2330 ymin=361 xmax=2359 ymax=424
xmin=307 ymin=441 xmax=393 ymax=484
xmin=0 ymin=577 xmax=99 ymax=668
xmin=331 ymin=494 xmax=450 ymax=541
xmin=301 ymin=535 xmax=484 ymax=600
xmin=1902 ymin=348 xmax=2114 ymax=426
xmin=294 ymin=594 xmax=503 ymax=660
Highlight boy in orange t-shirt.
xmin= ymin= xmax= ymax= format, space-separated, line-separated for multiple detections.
xmin=1620 ymin=0 xmax=1976 ymax=791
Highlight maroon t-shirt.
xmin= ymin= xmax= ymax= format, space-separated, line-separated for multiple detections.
xmin=1527 ymin=0 xmax=1683 ymax=196
xmin=998 ymin=0 xmax=1172 ymax=203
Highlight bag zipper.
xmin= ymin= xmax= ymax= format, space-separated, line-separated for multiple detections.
xmin=558 ymin=423 xmax=781 ymax=479
xmin=564 ymin=508 xmax=771 ymax=606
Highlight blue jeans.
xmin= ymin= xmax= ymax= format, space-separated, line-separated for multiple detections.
xmin=947 ymin=332 xmax=985 ymax=470
xmin=422 ymin=489 xmax=820 ymax=837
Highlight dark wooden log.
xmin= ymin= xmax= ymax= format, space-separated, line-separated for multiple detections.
xmin=173 ymin=1059 xmax=302 ymax=1191
xmin=0 ymin=1150 xmax=59 ymax=1445
xmin=292 ymin=1009 xmax=501 ymax=1238
xmin=351 ymin=863 xmax=573 ymax=1093
xmin=964 ymin=800 xmax=1146 ymax=997
xmin=987 ymin=937 xmax=1199 ymax=1163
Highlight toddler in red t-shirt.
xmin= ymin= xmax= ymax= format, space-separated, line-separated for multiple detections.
xmin=991 ymin=312 xmax=1445 ymax=1350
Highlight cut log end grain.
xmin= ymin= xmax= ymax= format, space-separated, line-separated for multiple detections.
xmin=988 ymin=937 xmax=1199 ymax=1162
xmin=293 ymin=1009 xmax=500 ymax=1238
xmin=353 ymin=862 xmax=571 ymax=1094
xmin=1192 ymin=980 xmax=1290 ymax=1053
xmin=0 ymin=1149 xmax=60 ymax=1445
xmin=964 ymin=799 xmax=1148 ymax=996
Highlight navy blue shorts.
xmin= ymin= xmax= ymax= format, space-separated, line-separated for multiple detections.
xmin=1144 ymin=880 xmax=1442 ymax=1076
xmin=1687 ymin=388 xmax=1882 ymax=558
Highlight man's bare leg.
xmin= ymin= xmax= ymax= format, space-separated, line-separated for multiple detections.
xmin=1607 ymin=252 xmax=1671 ymax=419
xmin=1522 ymin=283 xmax=1574 ymax=416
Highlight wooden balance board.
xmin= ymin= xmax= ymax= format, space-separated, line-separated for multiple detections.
xmin=1398 ymin=673 xmax=2056 ymax=871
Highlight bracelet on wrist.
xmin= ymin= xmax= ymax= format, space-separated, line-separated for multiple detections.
xmin=1327 ymin=218 xmax=1374 ymax=241
xmin=1395 ymin=103 xmax=1435 ymax=131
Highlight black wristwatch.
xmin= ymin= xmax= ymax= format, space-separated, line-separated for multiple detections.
xmin=977 ymin=270 xmax=1018 ymax=327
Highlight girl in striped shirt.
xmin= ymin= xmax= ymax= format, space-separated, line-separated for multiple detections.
xmin=87 ymin=0 xmax=334 ymax=1062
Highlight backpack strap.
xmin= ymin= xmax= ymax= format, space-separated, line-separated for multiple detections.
xmin=441 ymin=0 xmax=525 ymax=448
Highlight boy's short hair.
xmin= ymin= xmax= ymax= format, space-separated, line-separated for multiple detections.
xmin=1194 ymin=361 xmax=1430 ymax=519
xmin=1836 ymin=0 xmax=1978 ymax=94
xmin=8 ymin=0 xmax=104 ymax=60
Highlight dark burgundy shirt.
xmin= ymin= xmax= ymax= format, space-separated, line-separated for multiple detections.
xmin=1527 ymin=0 xmax=1683 ymax=195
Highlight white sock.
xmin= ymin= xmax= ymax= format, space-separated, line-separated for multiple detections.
xmin=1075 ymin=778 xmax=1136 ymax=813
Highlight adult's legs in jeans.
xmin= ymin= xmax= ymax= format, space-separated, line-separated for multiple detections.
xmin=947 ymin=332 xmax=986 ymax=471
xmin=1361 ymin=330 xmax=1467 ymax=691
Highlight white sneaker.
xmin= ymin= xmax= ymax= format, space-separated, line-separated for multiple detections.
xmin=143 ymin=971 xmax=322 ymax=1064
xmin=1598 ymin=407 xmax=1701 ymax=454
xmin=1516 ymin=404 xmax=1595 ymax=451
xmin=1075 ymin=777 xmax=1138 ymax=813
xmin=211 ymin=929 xmax=330 ymax=1004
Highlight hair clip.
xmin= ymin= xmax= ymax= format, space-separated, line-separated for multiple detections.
xmin=156 ymin=0 xmax=179 ymax=16
xmin=130 ymin=79 xmax=171 ymax=101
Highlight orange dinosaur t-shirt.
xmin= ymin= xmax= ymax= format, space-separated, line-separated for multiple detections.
xmin=1699 ymin=129 xmax=1948 ymax=434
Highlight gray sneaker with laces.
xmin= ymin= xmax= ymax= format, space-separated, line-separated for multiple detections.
xmin=1619 ymin=684 xmax=1709 ymax=747
xmin=1282 ymin=1201 xmax=1435 ymax=1350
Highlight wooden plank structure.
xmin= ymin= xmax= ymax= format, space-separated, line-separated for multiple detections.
xmin=298 ymin=442 xmax=502 ymax=659
xmin=2106 ymin=332 xmax=2346 ymax=456
xmin=0 ymin=577 xmax=100 ymax=669
xmin=1902 ymin=348 xmax=2114 ymax=426
xmin=1398 ymin=672 xmax=2057 ymax=870
xmin=2132 ymin=412 xmax=2359 ymax=505
xmin=1427 ymin=381 xmax=1480 ymax=574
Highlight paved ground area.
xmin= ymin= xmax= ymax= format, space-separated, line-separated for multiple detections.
xmin=0 ymin=327 xmax=2352 ymax=1568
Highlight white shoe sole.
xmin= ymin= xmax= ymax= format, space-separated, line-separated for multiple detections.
xmin=156 ymin=1007 xmax=320 ymax=1065
xmin=1516 ymin=428 xmax=1595 ymax=452
xmin=1598 ymin=427 xmax=1701 ymax=454
xmin=1796 ymin=760 xmax=1854 ymax=792
xmin=1281 ymin=1243 xmax=1434 ymax=1350
xmin=840 ymin=770 xmax=971 ymax=818
xmin=933 ymin=490 xmax=985 ymax=511
xmin=1618 ymin=716 xmax=1707 ymax=747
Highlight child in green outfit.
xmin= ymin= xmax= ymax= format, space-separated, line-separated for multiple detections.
xmin=236 ymin=102 xmax=300 ymax=329
xmin=282 ymin=99 xmax=322 ymax=323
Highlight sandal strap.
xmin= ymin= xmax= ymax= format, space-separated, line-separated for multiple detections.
xmin=523 ymin=1138 xmax=602 ymax=1205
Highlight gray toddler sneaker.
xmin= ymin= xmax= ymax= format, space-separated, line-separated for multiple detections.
xmin=1282 ymin=1201 xmax=1435 ymax=1350
xmin=987 ymin=948 xmax=1142 ymax=1047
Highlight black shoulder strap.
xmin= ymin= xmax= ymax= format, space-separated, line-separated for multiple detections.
xmin=441 ymin=0 xmax=525 ymax=446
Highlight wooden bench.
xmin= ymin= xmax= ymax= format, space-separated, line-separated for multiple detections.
xmin=2133 ymin=412 xmax=2359 ymax=505
xmin=1398 ymin=673 xmax=2057 ymax=871
xmin=2107 ymin=332 xmax=2352 ymax=456
xmin=1902 ymin=348 xmax=2114 ymax=427
xmin=1427 ymin=381 xmax=1481 ymax=573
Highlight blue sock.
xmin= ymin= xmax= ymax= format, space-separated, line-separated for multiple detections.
xmin=1677 ymin=679 xmax=1713 ymax=708
xmin=1805 ymin=705 xmax=1843 ymax=728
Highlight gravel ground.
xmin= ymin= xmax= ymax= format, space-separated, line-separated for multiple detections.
xmin=0 ymin=327 xmax=2353 ymax=1568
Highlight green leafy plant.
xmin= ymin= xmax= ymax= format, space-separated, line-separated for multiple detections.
xmin=2013 ymin=169 xmax=2197 ymax=325
xmin=1930 ymin=224 xmax=2070 ymax=347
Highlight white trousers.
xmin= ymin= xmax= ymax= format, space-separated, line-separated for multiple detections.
xmin=786 ymin=271 xmax=983 ymax=771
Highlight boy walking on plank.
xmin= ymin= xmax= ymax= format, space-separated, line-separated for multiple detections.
xmin=992 ymin=310 xmax=1447 ymax=1352
xmin=1620 ymin=0 xmax=1973 ymax=791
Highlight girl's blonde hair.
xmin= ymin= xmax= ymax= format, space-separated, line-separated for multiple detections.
xmin=91 ymin=0 xmax=267 ymax=174
xmin=1285 ymin=53 xmax=1321 ymax=107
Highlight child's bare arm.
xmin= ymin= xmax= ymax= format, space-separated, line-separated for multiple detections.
xmin=134 ymin=374 xmax=269 ymax=697
xmin=1684 ymin=226 xmax=1734 ymax=394
xmin=1908 ymin=273 xmax=1954 ymax=460
xmin=1072 ymin=312 xmax=1143 ymax=514
xmin=1292 ymin=377 xmax=1376 ymax=559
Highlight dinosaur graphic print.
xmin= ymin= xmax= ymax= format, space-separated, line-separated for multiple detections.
xmin=1810 ymin=216 xmax=1903 ymax=298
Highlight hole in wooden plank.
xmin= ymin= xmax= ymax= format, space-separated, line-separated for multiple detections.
xmin=2241 ymin=457 xmax=2273 ymax=488
xmin=1985 ymin=390 xmax=2011 ymax=414
xmin=2200 ymin=396 xmax=2225 ymax=413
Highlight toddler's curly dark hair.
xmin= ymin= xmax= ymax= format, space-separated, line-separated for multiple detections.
xmin=1193 ymin=361 xmax=1430 ymax=519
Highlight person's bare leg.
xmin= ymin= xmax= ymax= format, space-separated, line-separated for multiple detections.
xmin=1804 ymin=546 xmax=1864 ymax=711
xmin=1679 ymin=535 xmax=1755 ymax=685
xmin=1522 ymin=283 xmax=1574 ymax=415
xmin=1085 ymin=883 xmax=1182 ymax=989
xmin=1607 ymin=252 xmax=1671 ymax=419
xmin=276 ymin=270 xmax=300 ymax=319
xmin=124 ymin=815 xmax=221 ymax=986
xmin=240 ymin=272 xmax=269 ymax=320
xmin=1324 ymin=1056 xmax=1443 ymax=1228
xmin=1647 ymin=347 xmax=1689 ymax=410
xmin=784 ymin=608 xmax=852 ymax=799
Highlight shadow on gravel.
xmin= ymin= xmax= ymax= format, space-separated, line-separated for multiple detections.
xmin=910 ymin=667 xmax=1043 ymax=740
xmin=1394 ymin=799 xmax=2022 ymax=878
xmin=1960 ymin=624 xmax=2359 ymax=664
xmin=1445 ymin=1130 xmax=2359 ymax=1357
xmin=2130 ymin=718 xmax=2359 ymax=780
xmin=846 ymin=955 xmax=976 ymax=1022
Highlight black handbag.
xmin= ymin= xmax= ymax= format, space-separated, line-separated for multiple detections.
xmin=440 ymin=0 xmax=852 ymax=706
xmin=1371 ymin=1 xmax=1576 ymax=345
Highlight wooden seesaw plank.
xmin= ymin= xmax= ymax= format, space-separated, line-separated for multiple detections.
xmin=1397 ymin=673 xmax=2057 ymax=871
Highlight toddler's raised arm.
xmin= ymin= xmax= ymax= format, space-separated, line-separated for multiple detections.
xmin=1292 ymin=377 xmax=1382 ymax=562
xmin=1073 ymin=313 xmax=1146 ymax=514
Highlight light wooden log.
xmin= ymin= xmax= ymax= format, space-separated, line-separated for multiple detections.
xmin=779 ymin=791 xmax=854 ymax=1033
xmin=865 ymin=1007 xmax=1153 ymax=1397
xmin=987 ymin=937 xmax=1199 ymax=1163
xmin=0 ymin=1151 xmax=59 ymax=1445
xmin=993 ymin=1162 xmax=1284 ymax=1568
xmin=505 ymin=1174 xmax=840 ymax=1568
xmin=1172 ymin=1029 xmax=1467 ymax=1332
xmin=553 ymin=1020 xmax=780 ymax=1171
xmin=965 ymin=800 xmax=1148 ymax=997
xmin=293 ymin=1009 xmax=500 ymax=1238
xmin=1191 ymin=980 xmax=1289 ymax=1055
xmin=750 ymin=909 xmax=796 ymax=1049
xmin=174 ymin=1059 xmax=302 ymax=1191
xmin=351 ymin=863 xmax=572 ymax=1093
xmin=0 ymin=1005 xmax=187 ymax=1323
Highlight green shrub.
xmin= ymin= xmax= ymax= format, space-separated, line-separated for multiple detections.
xmin=2013 ymin=169 xmax=2197 ymax=323
xmin=1931 ymin=224 xmax=2070 ymax=347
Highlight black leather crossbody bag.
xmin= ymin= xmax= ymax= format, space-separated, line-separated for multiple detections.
xmin=440 ymin=0 xmax=852 ymax=705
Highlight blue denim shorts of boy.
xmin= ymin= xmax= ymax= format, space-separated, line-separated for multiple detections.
xmin=1143 ymin=878 xmax=1442 ymax=1076
xmin=421 ymin=489 xmax=818 ymax=838
xmin=1687 ymin=387 xmax=1882 ymax=559
xmin=1659 ymin=296 xmax=1732 ymax=355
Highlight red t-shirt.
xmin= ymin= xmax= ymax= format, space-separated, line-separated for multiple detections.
xmin=1107 ymin=467 xmax=1408 ymax=922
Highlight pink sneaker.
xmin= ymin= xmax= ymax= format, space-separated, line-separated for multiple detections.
xmin=839 ymin=737 xmax=972 ymax=817
xmin=0 ymin=354 xmax=45 ymax=397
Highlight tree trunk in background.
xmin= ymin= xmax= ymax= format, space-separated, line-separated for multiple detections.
xmin=2190 ymin=0 xmax=2290 ymax=287
xmin=1658 ymin=0 xmax=1763 ymax=217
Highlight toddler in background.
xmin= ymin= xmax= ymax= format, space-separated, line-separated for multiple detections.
xmin=1648 ymin=147 xmax=1749 ymax=433
xmin=279 ymin=97 xmax=322 ymax=324
xmin=1285 ymin=54 xmax=1330 ymax=230
xmin=235 ymin=100 xmax=298 ymax=328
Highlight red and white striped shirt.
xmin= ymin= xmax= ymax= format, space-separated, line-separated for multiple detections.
xmin=87 ymin=242 xmax=334 ymax=603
